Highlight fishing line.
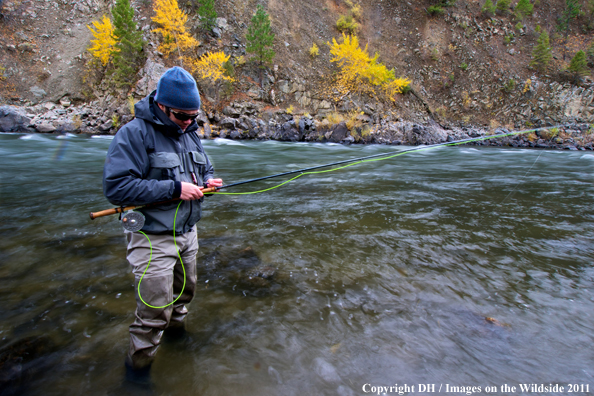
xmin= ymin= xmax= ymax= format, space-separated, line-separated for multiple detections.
xmin=123 ymin=125 xmax=564 ymax=308
xmin=136 ymin=200 xmax=186 ymax=309
xmin=204 ymin=125 xmax=561 ymax=196
xmin=500 ymin=149 xmax=544 ymax=205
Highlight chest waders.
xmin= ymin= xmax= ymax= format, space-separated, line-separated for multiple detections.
xmin=135 ymin=200 xmax=186 ymax=309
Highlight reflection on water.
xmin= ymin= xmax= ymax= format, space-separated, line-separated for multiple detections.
xmin=0 ymin=134 xmax=593 ymax=395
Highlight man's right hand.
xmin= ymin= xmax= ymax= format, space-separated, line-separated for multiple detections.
xmin=180 ymin=182 xmax=204 ymax=200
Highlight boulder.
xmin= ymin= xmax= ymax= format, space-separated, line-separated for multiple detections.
xmin=134 ymin=58 xmax=167 ymax=97
xmin=60 ymin=97 xmax=71 ymax=107
xmin=0 ymin=106 xmax=33 ymax=132
xmin=277 ymin=121 xmax=301 ymax=141
xmin=222 ymin=106 xmax=242 ymax=118
xmin=326 ymin=122 xmax=349 ymax=143
xmin=29 ymin=86 xmax=47 ymax=99
xmin=219 ymin=117 xmax=237 ymax=129
xmin=36 ymin=123 xmax=56 ymax=133
xmin=98 ymin=120 xmax=113 ymax=132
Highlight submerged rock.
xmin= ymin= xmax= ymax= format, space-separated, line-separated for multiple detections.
xmin=199 ymin=243 xmax=289 ymax=296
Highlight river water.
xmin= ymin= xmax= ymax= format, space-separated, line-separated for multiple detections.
xmin=0 ymin=133 xmax=593 ymax=395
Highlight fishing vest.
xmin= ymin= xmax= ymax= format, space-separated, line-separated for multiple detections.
xmin=138 ymin=125 xmax=209 ymax=235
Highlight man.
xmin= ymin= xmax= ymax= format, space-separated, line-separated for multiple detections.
xmin=103 ymin=66 xmax=222 ymax=380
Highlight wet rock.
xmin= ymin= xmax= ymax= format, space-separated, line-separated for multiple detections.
xmin=313 ymin=358 xmax=341 ymax=384
xmin=199 ymin=244 xmax=286 ymax=296
xmin=35 ymin=122 xmax=56 ymax=133
xmin=0 ymin=335 xmax=59 ymax=394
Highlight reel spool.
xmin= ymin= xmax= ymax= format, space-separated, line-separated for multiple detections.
xmin=121 ymin=211 xmax=145 ymax=232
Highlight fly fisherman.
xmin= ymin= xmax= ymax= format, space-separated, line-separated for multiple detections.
xmin=103 ymin=66 xmax=222 ymax=383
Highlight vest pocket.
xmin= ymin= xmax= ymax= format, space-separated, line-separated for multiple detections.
xmin=148 ymin=152 xmax=182 ymax=181
xmin=189 ymin=151 xmax=206 ymax=186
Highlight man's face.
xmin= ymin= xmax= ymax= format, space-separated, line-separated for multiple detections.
xmin=158 ymin=104 xmax=199 ymax=131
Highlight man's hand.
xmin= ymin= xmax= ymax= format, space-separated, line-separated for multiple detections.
xmin=180 ymin=182 xmax=204 ymax=200
xmin=206 ymin=178 xmax=223 ymax=187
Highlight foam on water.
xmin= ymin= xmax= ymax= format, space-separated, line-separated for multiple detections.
xmin=56 ymin=133 xmax=78 ymax=139
xmin=213 ymin=138 xmax=245 ymax=146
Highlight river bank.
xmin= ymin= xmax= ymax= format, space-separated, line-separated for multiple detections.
xmin=1 ymin=103 xmax=593 ymax=150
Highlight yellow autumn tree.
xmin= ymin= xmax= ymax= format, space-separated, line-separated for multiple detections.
xmin=152 ymin=0 xmax=198 ymax=56
xmin=191 ymin=51 xmax=234 ymax=83
xmin=328 ymin=33 xmax=410 ymax=99
xmin=190 ymin=51 xmax=234 ymax=104
xmin=87 ymin=15 xmax=118 ymax=66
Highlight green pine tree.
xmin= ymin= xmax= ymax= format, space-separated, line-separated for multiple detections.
xmin=246 ymin=4 xmax=276 ymax=68
xmin=530 ymin=30 xmax=552 ymax=72
xmin=496 ymin=0 xmax=511 ymax=13
xmin=482 ymin=0 xmax=496 ymax=15
xmin=112 ymin=0 xmax=145 ymax=88
xmin=199 ymin=0 xmax=217 ymax=31
xmin=567 ymin=50 xmax=589 ymax=81
xmin=515 ymin=0 xmax=533 ymax=20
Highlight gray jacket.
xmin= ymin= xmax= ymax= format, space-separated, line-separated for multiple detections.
xmin=103 ymin=91 xmax=214 ymax=234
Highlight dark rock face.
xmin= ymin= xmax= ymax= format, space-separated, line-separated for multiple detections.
xmin=0 ymin=106 xmax=33 ymax=132
xmin=326 ymin=122 xmax=349 ymax=143
xmin=277 ymin=121 xmax=301 ymax=141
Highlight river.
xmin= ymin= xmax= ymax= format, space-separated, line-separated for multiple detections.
xmin=0 ymin=133 xmax=593 ymax=395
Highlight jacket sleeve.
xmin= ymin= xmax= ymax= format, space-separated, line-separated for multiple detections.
xmin=103 ymin=123 xmax=178 ymax=206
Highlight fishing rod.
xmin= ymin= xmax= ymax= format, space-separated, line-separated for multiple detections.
xmin=209 ymin=124 xmax=562 ymax=192
xmin=89 ymin=125 xmax=560 ymax=223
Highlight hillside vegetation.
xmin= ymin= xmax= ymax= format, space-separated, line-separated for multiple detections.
xmin=1 ymin=0 xmax=593 ymax=131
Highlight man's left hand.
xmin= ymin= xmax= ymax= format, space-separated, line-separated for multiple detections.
xmin=206 ymin=178 xmax=223 ymax=187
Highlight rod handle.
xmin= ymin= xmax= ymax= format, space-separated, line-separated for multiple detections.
xmin=201 ymin=186 xmax=219 ymax=194
xmin=89 ymin=205 xmax=136 ymax=220
xmin=89 ymin=187 xmax=218 ymax=220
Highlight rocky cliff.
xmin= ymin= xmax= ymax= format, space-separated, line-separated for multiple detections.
xmin=0 ymin=0 xmax=593 ymax=146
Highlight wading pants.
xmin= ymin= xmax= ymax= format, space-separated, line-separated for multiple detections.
xmin=124 ymin=226 xmax=198 ymax=369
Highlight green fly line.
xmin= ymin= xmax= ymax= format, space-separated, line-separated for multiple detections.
xmin=134 ymin=125 xmax=554 ymax=307
xmin=204 ymin=127 xmax=543 ymax=196
xmin=136 ymin=201 xmax=186 ymax=309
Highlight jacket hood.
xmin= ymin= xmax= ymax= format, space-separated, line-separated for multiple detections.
xmin=133 ymin=91 xmax=199 ymax=136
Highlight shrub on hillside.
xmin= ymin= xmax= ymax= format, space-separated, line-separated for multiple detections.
xmin=482 ymin=0 xmax=496 ymax=15
xmin=515 ymin=0 xmax=534 ymax=20
xmin=336 ymin=14 xmax=359 ymax=34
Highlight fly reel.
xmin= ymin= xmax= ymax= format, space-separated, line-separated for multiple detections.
xmin=121 ymin=211 xmax=145 ymax=232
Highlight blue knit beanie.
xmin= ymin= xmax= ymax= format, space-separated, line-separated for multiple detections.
xmin=154 ymin=67 xmax=201 ymax=110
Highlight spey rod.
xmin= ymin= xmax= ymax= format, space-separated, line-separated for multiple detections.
xmin=89 ymin=125 xmax=558 ymax=219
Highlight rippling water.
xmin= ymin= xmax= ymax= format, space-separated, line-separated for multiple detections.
xmin=0 ymin=133 xmax=593 ymax=395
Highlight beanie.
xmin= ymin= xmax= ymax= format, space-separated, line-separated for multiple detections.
xmin=154 ymin=66 xmax=201 ymax=110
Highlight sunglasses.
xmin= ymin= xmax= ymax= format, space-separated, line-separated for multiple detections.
xmin=166 ymin=107 xmax=199 ymax=122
